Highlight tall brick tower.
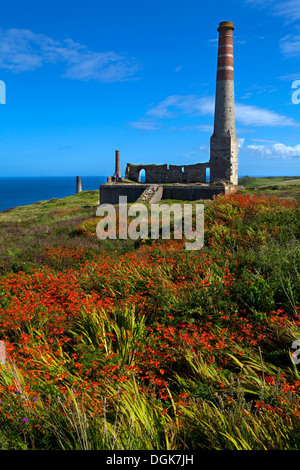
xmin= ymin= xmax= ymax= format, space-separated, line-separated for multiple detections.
xmin=210 ymin=21 xmax=238 ymax=185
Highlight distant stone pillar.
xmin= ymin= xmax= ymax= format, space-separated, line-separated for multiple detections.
xmin=115 ymin=150 xmax=121 ymax=178
xmin=76 ymin=176 xmax=82 ymax=193
xmin=210 ymin=21 xmax=238 ymax=185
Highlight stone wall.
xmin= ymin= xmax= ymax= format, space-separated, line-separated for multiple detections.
xmin=162 ymin=185 xmax=231 ymax=200
xmin=99 ymin=183 xmax=235 ymax=205
xmin=210 ymin=132 xmax=238 ymax=185
xmin=125 ymin=163 xmax=210 ymax=184
xmin=100 ymin=184 xmax=147 ymax=204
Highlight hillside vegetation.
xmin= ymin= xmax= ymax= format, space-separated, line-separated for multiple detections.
xmin=0 ymin=180 xmax=300 ymax=450
xmin=239 ymin=176 xmax=300 ymax=201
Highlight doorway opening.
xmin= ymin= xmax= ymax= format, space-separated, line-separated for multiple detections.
xmin=139 ymin=169 xmax=146 ymax=182
xmin=206 ymin=168 xmax=210 ymax=183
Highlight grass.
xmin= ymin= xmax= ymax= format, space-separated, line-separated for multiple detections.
xmin=0 ymin=190 xmax=137 ymax=274
xmin=1 ymin=178 xmax=300 ymax=450
xmin=239 ymin=176 xmax=300 ymax=188
xmin=238 ymin=177 xmax=300 ymax=205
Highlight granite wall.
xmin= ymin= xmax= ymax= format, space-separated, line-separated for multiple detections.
xmin=125 ymin=163 xmax=210 ymax=184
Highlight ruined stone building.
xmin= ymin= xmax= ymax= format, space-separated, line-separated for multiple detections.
xmin=101 ymin=21 xmax=239 ymax=203
xmin=124 ymin=21 xmax=238 ymax=185
xmin=125 ymin=162 xmax=210 ymax=184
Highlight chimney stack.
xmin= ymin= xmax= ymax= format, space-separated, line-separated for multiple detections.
xmin=115 ymin=150 xmax=121 ymax=178
xmin=76 ymin=176 xmax=82 ymax=193
xmin=210 ymin=21 xmax=238 ymax=185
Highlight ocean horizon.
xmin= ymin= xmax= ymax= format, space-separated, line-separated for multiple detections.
xmin=0 ymin=176 xmax=108 ymax=212
xmin=0 ymin=174 xmax=281 ymax=213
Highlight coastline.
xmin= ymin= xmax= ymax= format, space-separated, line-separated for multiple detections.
xmin=0 ymin=176 xmax=107 ymax=213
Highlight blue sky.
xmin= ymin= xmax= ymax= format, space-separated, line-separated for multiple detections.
xmin=0 ymin=0 xmax=299 ymax=177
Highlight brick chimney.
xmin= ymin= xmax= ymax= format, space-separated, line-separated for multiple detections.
xmin=115 ymin=150 xmax=121 ymax=178
xmin=210 ymin=21 xmax=238 ymax=185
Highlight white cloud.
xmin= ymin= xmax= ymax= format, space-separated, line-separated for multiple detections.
xmin=251 ymin=138 xmax=280 ymax=143
xmin=171 ymin=124 xmax=213 ymax=133
xmin=278 ymin=72 xmax=300 ymax=81
xmin=135 ymin=94 xmax=298 ymax=130
xmin=244 ymin=142 xmax=300 ymax=159
xmin=64 ymin=51 xmax=139 ymax=82
xmin=207 ymin=38 xmax=218 ymax=47
xmin=128 ymin=119 xmax=161 ymax=131
xmin=246 ymin=0 xmax=300 ymax=22
xmin=280 ymin=34 xmax=300 ymax=57
xmin=238 ymin=138 xmax=245 ymax=148
xmin=241 ymin=84 xmax=278 ymax=99
xmin=235 ymin=103 xmax=297 ymax=127
xmin=275 ymin=0 xmax=300 ymax=22
xmin=246 ymin=0 xmax=300 ymax=80
xmin=246 ymin=0 xmax=269 ymax=4
xmin=146 ymin=95 xmax=214 ymax=119
xmin=146 ymin=95 xmax=182 ymax=118
xmin=0 ymin=28 xmax=139 ymax=82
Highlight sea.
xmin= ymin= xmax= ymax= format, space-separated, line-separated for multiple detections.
xmin=0 ymin=174 xmax=255 ymax=213
xmin=0 ymin=176 xmax=108 ymax=213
